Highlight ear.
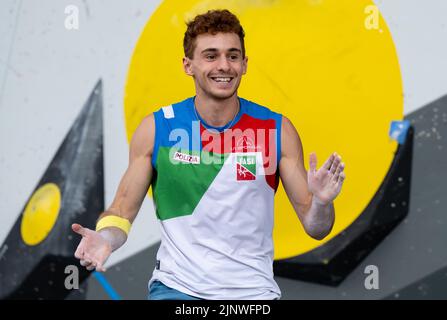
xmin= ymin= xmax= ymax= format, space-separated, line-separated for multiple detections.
xmin=242 ymin=55 xmax=248 ymax=75
xmin=183 ymin=57 xmax=194 ymax=76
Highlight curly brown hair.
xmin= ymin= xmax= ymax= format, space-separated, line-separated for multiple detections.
xmin=183 ymin=9 xmax=245 ymax=59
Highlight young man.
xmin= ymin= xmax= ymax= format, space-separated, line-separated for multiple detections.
xmin=72 ymin=9 xmax=345 ymax=300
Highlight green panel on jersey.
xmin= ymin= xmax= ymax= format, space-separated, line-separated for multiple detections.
xmin=153 ymin=147 xmax=230 ymax=220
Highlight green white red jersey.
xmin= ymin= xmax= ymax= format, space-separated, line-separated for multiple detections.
xmin=149 ymin=96 xmax=283 ymax=300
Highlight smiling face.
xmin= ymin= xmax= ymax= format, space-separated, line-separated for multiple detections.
xmin=183 ymin=32 xmax=248 ymax=100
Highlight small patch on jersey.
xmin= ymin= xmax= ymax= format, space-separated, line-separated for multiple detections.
xmin=162 ymin=105 xmax=174 ymax=119
xmin=236 ymin=155 xmax=256 ymax=181
xmin=172 ymin=151 xmax=200 ymax=164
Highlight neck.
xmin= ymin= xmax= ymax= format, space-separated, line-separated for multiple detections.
xmin=194 ymin=93 xmax=239 ymax=127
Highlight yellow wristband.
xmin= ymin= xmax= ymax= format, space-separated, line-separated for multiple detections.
xmin=96 ymin=215 xmax=132 ymax=235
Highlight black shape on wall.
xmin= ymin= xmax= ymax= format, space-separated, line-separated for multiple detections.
xmin=0 ymin=80 xmax=104 ymax=299
xmin=386 ymin=264 xmax=447 ymax=300
xmin=274 ymin=126 xmax=414 ymax=286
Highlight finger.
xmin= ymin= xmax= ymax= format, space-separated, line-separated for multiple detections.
xmin=83 ymin=256 xmax=96 ymax=271
xmin=337 ymin=171 xmax=346 ymax=184
xmin=322 ymin=153 xmax=335 ymax=171
xmin=72 ymin=223 xmax=87 ymax=237
xmin=80 ymin=259 xmax=92 ymax=267
xmin=333 ymin=162 xmax=345 ymax=180
xmin=86 ymin=263 xmax=96 ymax=271
xmin=309 ymin=153 xmax=317 ymax=172
xmin=74 ymin=245 xmax=84 ymax=260
xmin=96 ymin=261 xmax=107 ymax=273
xmin=329 ymin=154 xmax=341 ymax=174
xmin=96 ymin=251 xmax=111 ymax=272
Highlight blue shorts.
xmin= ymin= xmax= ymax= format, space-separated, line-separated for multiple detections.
xmin=148 ymin=280 xmax=203 ymax=300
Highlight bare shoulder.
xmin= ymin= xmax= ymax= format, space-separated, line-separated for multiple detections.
xmin=281 ymin=115 xmax=299 ymax=137
xmin=130 ymin=114 xmax=155 ymax=159
xmin=281 ymin=115 xmax=303 ymax=158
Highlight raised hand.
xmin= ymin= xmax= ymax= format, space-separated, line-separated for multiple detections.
xmin=72 ymin=223 xmax=112 ymax=272
xmin=308 ymin=152 xmax=345 ymax=205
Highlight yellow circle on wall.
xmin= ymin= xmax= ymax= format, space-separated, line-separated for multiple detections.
xmin=124 ymin=0 xmax=403 ymax=259
xmin=21 ymin=183 xmax=61 ymax=246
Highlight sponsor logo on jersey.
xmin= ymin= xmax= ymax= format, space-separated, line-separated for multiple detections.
xmin=236 ymin=155 xmax=256 ymax=181
xmin=173 ymin=151 xmax=200 ymax=164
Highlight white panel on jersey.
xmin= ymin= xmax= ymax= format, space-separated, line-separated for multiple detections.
xmin=162 ymin=105 xmax=174 ymax=119
xmin=150 ymin=152 xmax=281 ymax=299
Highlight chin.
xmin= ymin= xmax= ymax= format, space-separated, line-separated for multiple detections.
xmin=214 ymin=93 xmax=235 ymax=100
xmin=209 ymin=88 xmax=238 ymax=100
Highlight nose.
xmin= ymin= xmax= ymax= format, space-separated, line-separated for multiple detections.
xmin=216 ymin=55 xmax=231 ymax=73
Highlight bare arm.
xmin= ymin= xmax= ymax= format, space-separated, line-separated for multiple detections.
xmin=72 ymin=114 xmax=155 ymax=271
xmin=279 ymin=116 xmax=345 ymax=240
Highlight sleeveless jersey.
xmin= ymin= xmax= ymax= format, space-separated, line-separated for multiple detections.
xmin=148 ymin=96 xmax=282 ymax=300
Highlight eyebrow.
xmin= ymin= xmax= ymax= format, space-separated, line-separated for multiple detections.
xmin=201 ymin=48 xmax=242 ymax=54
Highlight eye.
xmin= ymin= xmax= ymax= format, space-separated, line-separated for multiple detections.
xmin=229 ymin=55 xmax=239 ymax=60
xmin=206 ymin=55 xmax=216 ymax=60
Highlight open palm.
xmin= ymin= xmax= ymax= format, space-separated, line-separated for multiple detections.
xmin=72 ymin=223 xmax=111 ymax=272
xmin=308 ymin=152 xmax=345 ymax=205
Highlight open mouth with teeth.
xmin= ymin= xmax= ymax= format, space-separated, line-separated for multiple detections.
xmin=210 ymin=76 xmax=234 ymax=85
